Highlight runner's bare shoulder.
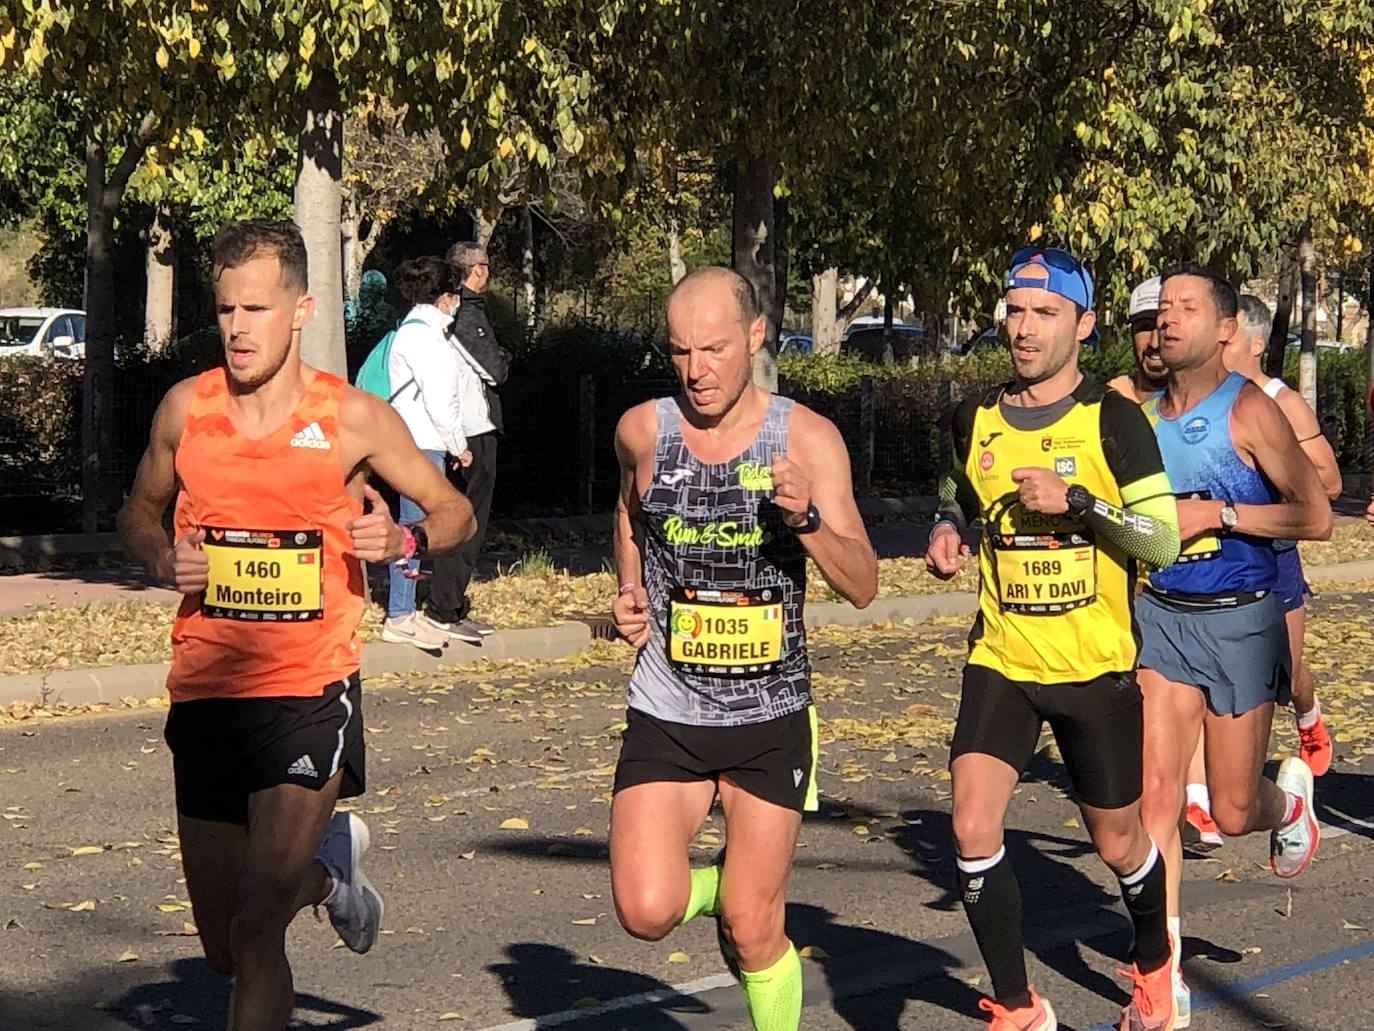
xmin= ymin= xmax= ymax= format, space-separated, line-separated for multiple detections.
xmin=152 ymin=376 xmax=202 ymax=447
xmin=781 ymin=400 xmax=846 ymax=457
xmin=614 ymin=399 xmax=658 ymax=464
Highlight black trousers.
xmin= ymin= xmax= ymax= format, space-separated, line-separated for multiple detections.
xmin=426 ymin=432 xmax=497 ymax=624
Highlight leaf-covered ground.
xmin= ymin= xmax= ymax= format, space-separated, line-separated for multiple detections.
xmin=2 ymin=523 xmax=1372 ymax=676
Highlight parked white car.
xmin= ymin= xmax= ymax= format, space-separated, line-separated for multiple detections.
xmin=0 ymin=307 xmax=87 ymax=359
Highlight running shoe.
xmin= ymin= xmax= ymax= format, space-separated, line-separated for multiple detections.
xmin=1297 ymin=712 xmax=1333 ymax=777
xmin=978 ymin=991 xmax=1057 ymax=1030
xmin=1270 ymin=756 xmax=1319 ymax=878
xmin=1173 ymin=968 xmax=1191 ymax=1029
xmin=461 ymin=617 xmax=496 ymax=637
xmin=1183 ymin=803 xmax=1223 ymax=851
xmin=420 ymin=612 xmax=484 ymax=645
xmin=317 ymin=812 xmax=384 ymax=953
xmin=1117 ymin=957 xmax=1177 ymax=1030
xmin=381 ymin=612 xmax=446 ymax=652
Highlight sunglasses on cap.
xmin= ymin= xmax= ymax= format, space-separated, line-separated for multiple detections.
xmin=1003 ymin=246 xmax=1095 ymax=311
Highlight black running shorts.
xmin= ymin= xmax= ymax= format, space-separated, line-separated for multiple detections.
xmin=950 ymin=664 xmax=1143 ymax=810
xmin=164 ymin=673 xmax=366 ymax=824
xmin=613 ymin=706 xmax=818 ymax=813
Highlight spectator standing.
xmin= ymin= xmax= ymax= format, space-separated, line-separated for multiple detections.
xmin=423 ymin=242 xmax=510 ymax=643
xmin=382 ymin=257 xmax=469 ymax=651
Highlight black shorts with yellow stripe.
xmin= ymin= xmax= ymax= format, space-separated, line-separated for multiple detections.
xmin=613 ymin=706 xmax=819 ymax=813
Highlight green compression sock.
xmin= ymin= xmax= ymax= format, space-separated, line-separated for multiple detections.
xmin=679 ymin=863 xmax=722 ymax=925
xmin=740 ymin=942 xmax=802 ymax=1031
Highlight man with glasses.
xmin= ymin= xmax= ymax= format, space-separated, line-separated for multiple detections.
xmin=422 ymin=242 xmax=510 ymax=644
xmin=927 ymin=246 xmax=1182 ymax=1031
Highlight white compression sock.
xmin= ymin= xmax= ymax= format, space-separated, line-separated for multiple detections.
xmin=1185 ymin=783 xmax=1210 ymax=811
xmin=1297 ymin=699 xmax=1321 ymax=729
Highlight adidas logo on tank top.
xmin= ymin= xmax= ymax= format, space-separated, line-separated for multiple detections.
xmin=289 ymin=421 xmax=331 ymax=449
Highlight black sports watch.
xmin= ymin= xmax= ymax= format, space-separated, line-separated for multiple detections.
xmin=1065 ymin=484 xmax=1093 ymax=517
xmin=787 ymin=503 xmax=822 ymax=535
xmin=403 ymin=522 xmax=429 ymax=560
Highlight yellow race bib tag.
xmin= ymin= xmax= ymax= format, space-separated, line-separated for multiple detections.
xmin=1176 ymin=490 xmax=1221 ymax=563
xmin=202 ymin=527 xmax=324 ymax=622
xmin=992 ymin=530 xmax=1097 ymax=614
xmin=668 ymin=586 xmax=784 ymax=676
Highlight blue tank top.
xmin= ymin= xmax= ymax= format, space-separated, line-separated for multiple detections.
xmin=1145 ymin=372 xmax=1277 ymax=596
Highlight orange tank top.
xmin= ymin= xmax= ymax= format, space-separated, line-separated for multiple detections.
xmin=168 ymin=368 xmax=365 ymax=702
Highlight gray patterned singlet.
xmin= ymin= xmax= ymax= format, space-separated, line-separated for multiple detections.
xmin=627 ymin=395 xmax=811 ymax=727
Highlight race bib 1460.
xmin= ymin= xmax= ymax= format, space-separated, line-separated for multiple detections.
xmin=201 ymin=527 xmax=324 ymax=622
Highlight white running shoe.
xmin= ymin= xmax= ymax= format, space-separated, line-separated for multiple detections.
xmin=1173 ymin=967 xmax=1191 ymax=1028
xmin=381 ymin=612 xmax=446 ymax=651
xmin=317 ymin=812 xmax=384 ymax=953
xmin=1270 ymin=756 xmax=1319 ymax=879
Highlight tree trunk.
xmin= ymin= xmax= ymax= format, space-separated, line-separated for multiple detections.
xmin=1265 ymin=242 xmax=1299 ymax=378
xmin=521 ymin=203 xmax=537 ymax=341
xmin=811 ymin=267 xmax=840 ymax=354
xmin=143 ymin=202 xmax=175 ymax=352
xmin=1299 ymin=221 xmax=1318 ymax=411
xmin=1366 ymin=251 xmax=1374 ymax=471
xmin=472 ymin=206 xmax=498 ymax=249
xmin=341 ymin=188 xmax=363 ymax=302
xmin=731 ymin=154 xmax=778 ymax=391
xmin=838 ymin=278 xmax=876 ymax=322
xmin=1336 ymin=270 xmax=1344 ymax=343
xmin=294 ymin=70 xmax=346 ymax=376
xmin=773 ymin=195 xmax=790 ymax=332
xmin=81 ymin=113 xmax=156 ymax=531
xmin=667 ymin=217 xmax=687 ymax=285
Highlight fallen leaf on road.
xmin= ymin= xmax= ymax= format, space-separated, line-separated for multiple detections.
xmin=460 ymin=851 xmax=476 ymax=860
xmin=438 ymin=1014 xmax=464 ymax=1022
xmin=500 ymin=817 xmax=529 ymax=830
xmin=69 ymin=845 xmax=105 ymax=856
xmin=1215 ymin=868 xmax=1236 ymax=882
xmin=1063 ymin=817 xmax=1080 ymax=829
xmin=798 ymin=945 xmax=828 ymax=959
xmin=117 ymin=949 xmax=138 ymax=962
xmin=667 ymin=951 xmax=689 ymax=963
xmin=572 ymin=916 xmax=598 ymax=926
xmin=170 ymin=1017 xmax=201 ymax=1025
xmin=1344 ymin=920 xmax=1367 ymax=930
xmin=69 ymin=900 xmax=97 ymax=912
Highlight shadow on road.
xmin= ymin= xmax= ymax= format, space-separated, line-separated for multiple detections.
xmin=786 ymin=901 xmax=976 ymax=1030
xmin=488 ymin=942 xmax=710 ymax=1029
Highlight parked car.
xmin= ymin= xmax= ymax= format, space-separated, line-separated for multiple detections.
xmin=842 ymin=314 xmax=911 ymax=341
xmin=778 ymin=330 xmax=813 ymax=355
xmin=1284 ymin=330 xmax=1354 ymax=352
xmin=959 ymin=326 xmax=1003 ymax=355
xmin=0 ymin=307 xmax=87 ymax=359
xmin=841 ymin=324 xmax=924 ymax=362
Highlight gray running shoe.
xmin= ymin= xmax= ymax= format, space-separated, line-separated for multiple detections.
xmin=317 ymin=812 xmax=383 ymax=953
xmin=461 ymin=617 xmax=495 ymax=637
xmin=421 ymin=613 xmax=483 ymax=645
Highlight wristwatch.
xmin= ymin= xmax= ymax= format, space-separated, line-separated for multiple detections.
xmin=1065 ymin=484 xmax=1093 ymax=517
xmin=787 ymin=504 xmax=822 ymax=535
xmin=1219 ymin=504 xmax=1239 ymax=531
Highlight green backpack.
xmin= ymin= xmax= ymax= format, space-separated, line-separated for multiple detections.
xmin=354 ymin=317 xmax=426 ymax=402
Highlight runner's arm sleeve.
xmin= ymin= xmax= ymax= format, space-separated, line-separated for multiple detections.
xmin=935 ymin=398 xmax=979 ymax=530
xmin=1089 ymin=392 xmax=1179 ymax=569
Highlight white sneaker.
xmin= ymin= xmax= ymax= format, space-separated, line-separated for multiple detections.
xmin=1173 ymin=967 xmax=1191 ymax=1028
xmin=381 ymin=612 xmax=446 ymax=651
xmin=317 ymin=812 xmax=384 ymax=953
xmin=1270 ymin=756 xmax=1319 ymax=878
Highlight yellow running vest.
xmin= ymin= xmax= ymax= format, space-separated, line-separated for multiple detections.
xmin=961 ymin=384 xmax=1139 ymax=683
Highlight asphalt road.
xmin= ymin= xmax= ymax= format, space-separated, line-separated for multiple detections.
xmin=2 ymin=599 xmax=1372 ymax=1031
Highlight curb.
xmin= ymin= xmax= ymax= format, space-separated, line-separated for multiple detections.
xmin=7 ymin=552 xmax=1374 ymax=711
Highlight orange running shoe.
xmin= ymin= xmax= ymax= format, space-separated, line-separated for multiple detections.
xmin=1184 ymin=803 xmax=1223 ymax=850
xmin=1117 ymin=956 xmax=1177 ymax=1030
xmin=978 ymin=990 xmax=1057 ymax=1030
xmin=1297 ymin=713 xmax=1333 ymax=777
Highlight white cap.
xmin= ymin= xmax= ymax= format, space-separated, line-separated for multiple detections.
xmin=1129 ymin=276 xmax=1161 ymax=318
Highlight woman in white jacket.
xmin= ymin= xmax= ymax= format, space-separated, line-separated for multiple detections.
xmin=382 ymin=257 xmax=470 ymax=650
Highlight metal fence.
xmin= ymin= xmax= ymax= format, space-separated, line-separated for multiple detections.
xmin=0 ymin=360 xmax=982 ymax=535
